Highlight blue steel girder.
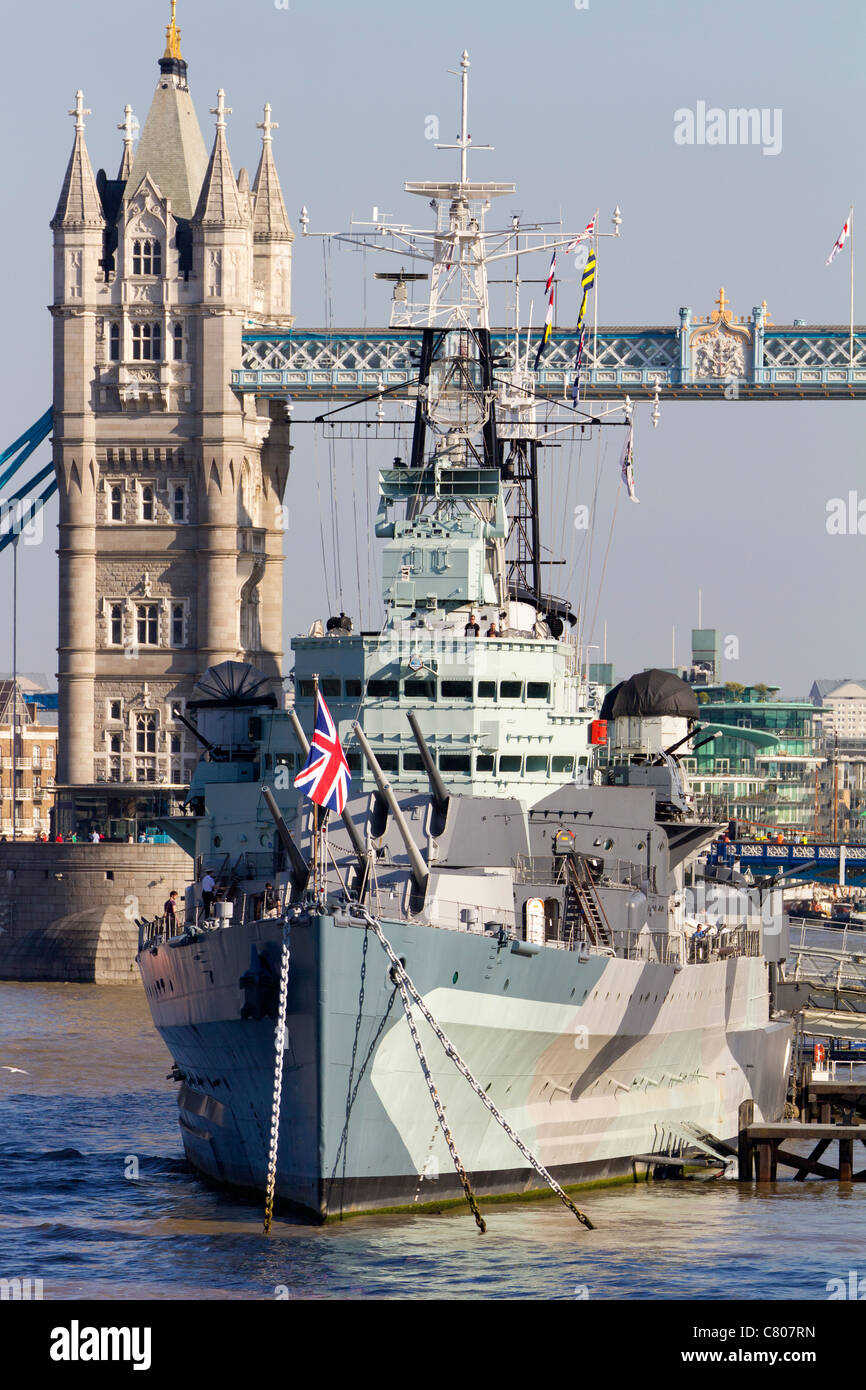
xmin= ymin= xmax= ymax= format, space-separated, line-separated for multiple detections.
xmin=234 ymin=325 xmax=866 ymax=401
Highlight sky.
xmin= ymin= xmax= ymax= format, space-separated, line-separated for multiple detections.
xmin=1 ymin=0 xmax=864 ymax=696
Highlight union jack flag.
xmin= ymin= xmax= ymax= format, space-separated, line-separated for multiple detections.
xmin=294 ymin=691 xmax=351 ymax=814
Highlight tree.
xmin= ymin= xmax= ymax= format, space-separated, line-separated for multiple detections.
xmin=753 ymin=683 xmax=770 ymax=702
xmin=724 ymin=682 xmax=745 ymax=702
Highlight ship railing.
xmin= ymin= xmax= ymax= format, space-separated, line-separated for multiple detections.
xmin=137 ymin=910 xmax=187 ymax=951
xmin=608 ymin=925 xmax=763 ymax=966
xmin=513 ymin=854 xmax=643 ymax=890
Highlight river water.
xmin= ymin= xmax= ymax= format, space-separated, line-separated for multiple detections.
xmin=1 ymin=981 xmax=864 ymax=1302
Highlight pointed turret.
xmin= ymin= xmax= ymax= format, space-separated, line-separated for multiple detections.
xmin=117 ymin=105 xmax=136 ymax=181
xmin=250 ymin=104 xmax=294 ymax=325
xmin=125 ymin=2 xmax=208 ymax=220
xmin=193 ymin=90 xmax=246 ymax=226
xmin=51 ymin=91 xmax=104 ymax=229
xmin=252 ymin=105 xmax=292 ymax=241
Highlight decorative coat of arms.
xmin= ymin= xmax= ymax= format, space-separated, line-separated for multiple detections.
xmin=690 ymin=288 xmax=753 ymax=379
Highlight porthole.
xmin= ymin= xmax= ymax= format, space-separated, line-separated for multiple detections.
xmin=503 ymin=979 xmax=510 ymax=990
xmin=452 ymin=971 xmax=459 ymax=984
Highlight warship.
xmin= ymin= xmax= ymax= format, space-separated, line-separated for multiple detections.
xmin=137 ymin=56 xmax=792 ymax=1222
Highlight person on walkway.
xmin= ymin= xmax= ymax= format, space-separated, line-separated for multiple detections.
xmin=464 ymin=613 xmax=480 ymax=637
xmin=90 ymin=830 xmax=100 ymax=844
xmin=201 ymin=870 xmax=216 ymax=918
xmin=486 ymin=622 xmax=498 ymax=637
xmin=163 ymin=890 xmax=179 ymax=929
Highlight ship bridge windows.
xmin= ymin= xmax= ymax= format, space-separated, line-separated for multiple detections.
xmin=527 ymin=682 xmax=550 ymax=700
xmin=552 ymin=755 xmax=575 ymax=774
xmin=367 ymin=680 xmax=399 ymax=698
xmin=499 ymin=681 xmax=523 ymax=701
xmin=526 ymin=756 xmax=549 ymax=775
xmin=404 ymin=678 xmax=437 ymax=700
xmin=320 ymin=679 xmax=341 ymax=699
xmin=440 ymin=754 xmax=471 ymax=773
xmin=475 ymin=753 xmax=495 ymax=773
xmin=441 ymin=680 xmax=472 ymax=699
xmin=403 ymin=753 xmax=425 ymax=772
xmin=499 ymin=755 xmax=522 ymax=774
xmin=377 ymin=753 xmax=399 ymax=773
xmin=345 ymin=679 xmax=363 ymax=699
xmin=477 ymin=681 xmax=496 ymax=700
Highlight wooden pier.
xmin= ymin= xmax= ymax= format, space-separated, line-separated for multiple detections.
xmin=738 ymin=1097 xmax=866 ymax=1183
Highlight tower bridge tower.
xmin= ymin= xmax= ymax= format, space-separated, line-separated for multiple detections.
xmin=50 ymin=5 xmax=294 ymax=836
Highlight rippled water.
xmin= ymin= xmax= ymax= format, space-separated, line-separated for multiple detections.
xmin=1 ymin=982 xmax=864 ymax=1301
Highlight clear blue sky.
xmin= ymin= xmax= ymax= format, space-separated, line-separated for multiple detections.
xmin=1 ymin=0 xmax=863 ymax=694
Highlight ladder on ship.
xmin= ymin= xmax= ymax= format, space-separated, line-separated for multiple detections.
xmin=560 ymin=855 xmax=614 ymax=949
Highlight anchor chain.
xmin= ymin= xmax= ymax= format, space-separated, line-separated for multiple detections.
xmin=393 ymin=969 xmax=486 ymax=1233
xmin=356 ymin=906 xmax=594 ymax=1231
xmin=263 ymin=921 xmax=291 ymax=1235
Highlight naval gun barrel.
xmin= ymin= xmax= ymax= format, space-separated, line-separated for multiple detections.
xmin=288 ymin=708 xmax=367 ymax=872
xmin=352 ymin=722 xmax=429 ymax=896
xmin=261 ymin=784 xmax=310 ymax=895
xmin=406 ymin=710 xmax=450 ymax=817
xmin=657 ymin=726 xmax=722 ymax=763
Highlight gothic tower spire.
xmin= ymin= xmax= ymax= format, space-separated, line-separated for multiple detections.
xmin=251 ymin=104 xmax=294 ymax=324
xmin=52 ymin=91 xmax=104 ymax=229
xmin=125 ymin=2 xmax=208 ymax=220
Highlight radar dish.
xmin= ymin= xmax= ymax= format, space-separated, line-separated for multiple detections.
xmin=190 ymin=661 xmax=277 ymax=708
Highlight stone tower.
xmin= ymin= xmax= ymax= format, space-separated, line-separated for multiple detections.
xmin=50 ymin=5 xmax=294 ymax=836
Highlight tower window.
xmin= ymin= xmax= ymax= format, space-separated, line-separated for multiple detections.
xmin=132 ymin=239 xmax=162 ymax=276
xmin=110 ymin=486 xmax=122 ymax=522
xmin=109 ymin=322 xmax=120 ymax=361
xmin=109 ymin=604 xmax=123 ymax=646
xmin=172 ymin=485 xmax=186 ymax=523
xmin=170 ymin=734 xmax=182 ymax=756
xmin=171 ymin=603 xmax=185 ymax=647
xmin=109 ymin=700 xmax=122 ymax=721
xmin=173 ymin=322 xmax=184 ymax=360
xmin=132 ymin=322 xmax=162 ymax=361
xmin=136 ymin=604 xmax=159 ymax=646
xmin=135 ymin=713 xmax=157 ymax=754
xmin=110 ymin=733 xmax=121 ymax=754
xmin=141 ymin=486 xmax=155 ymax=522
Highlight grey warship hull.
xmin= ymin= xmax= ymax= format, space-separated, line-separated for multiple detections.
xmin=140 ymin=909 xmax=791 ymax=1219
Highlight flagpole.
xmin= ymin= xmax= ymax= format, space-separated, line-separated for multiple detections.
xmin=592 ymin=208 xmax=599 ymax=372
xmin=850 ymin=205 xmax=855 ymax=366
xmin=313 ymin=673 xmax=319 ymax=900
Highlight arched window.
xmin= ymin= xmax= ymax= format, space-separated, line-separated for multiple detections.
xmin=132 ymin=238 xmax=162 ymax=276
xmin=131 ymin=322 xmax=161 ymax=361
xmin=173 ymin=322 xmax=183 ymax=360
xmin=110 ymin=486 xmax=122 ymax=522
xmin=141 ymin=486 xmax=154 ymax=522
xmin=109 ymin=322 xmax=120 ymax=361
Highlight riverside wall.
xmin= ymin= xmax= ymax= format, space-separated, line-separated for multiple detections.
xmin=0 ymin=843 xmax=192 ymax=984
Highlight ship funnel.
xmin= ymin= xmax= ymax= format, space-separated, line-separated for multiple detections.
xmin=353 ymin=723 xmax=429 ymax=899
xmin=406 ymin=710 xmax=450 ymax=828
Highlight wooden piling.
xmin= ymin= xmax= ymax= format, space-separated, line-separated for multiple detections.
xmin=839 ymin=1137 xmax=854 ymax=1182
xmin=738 ymin=1099 xmax=754 ymax=1181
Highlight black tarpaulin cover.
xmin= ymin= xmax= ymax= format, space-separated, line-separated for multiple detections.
xmin=600 ymin=669 xmax=700 ymax=720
